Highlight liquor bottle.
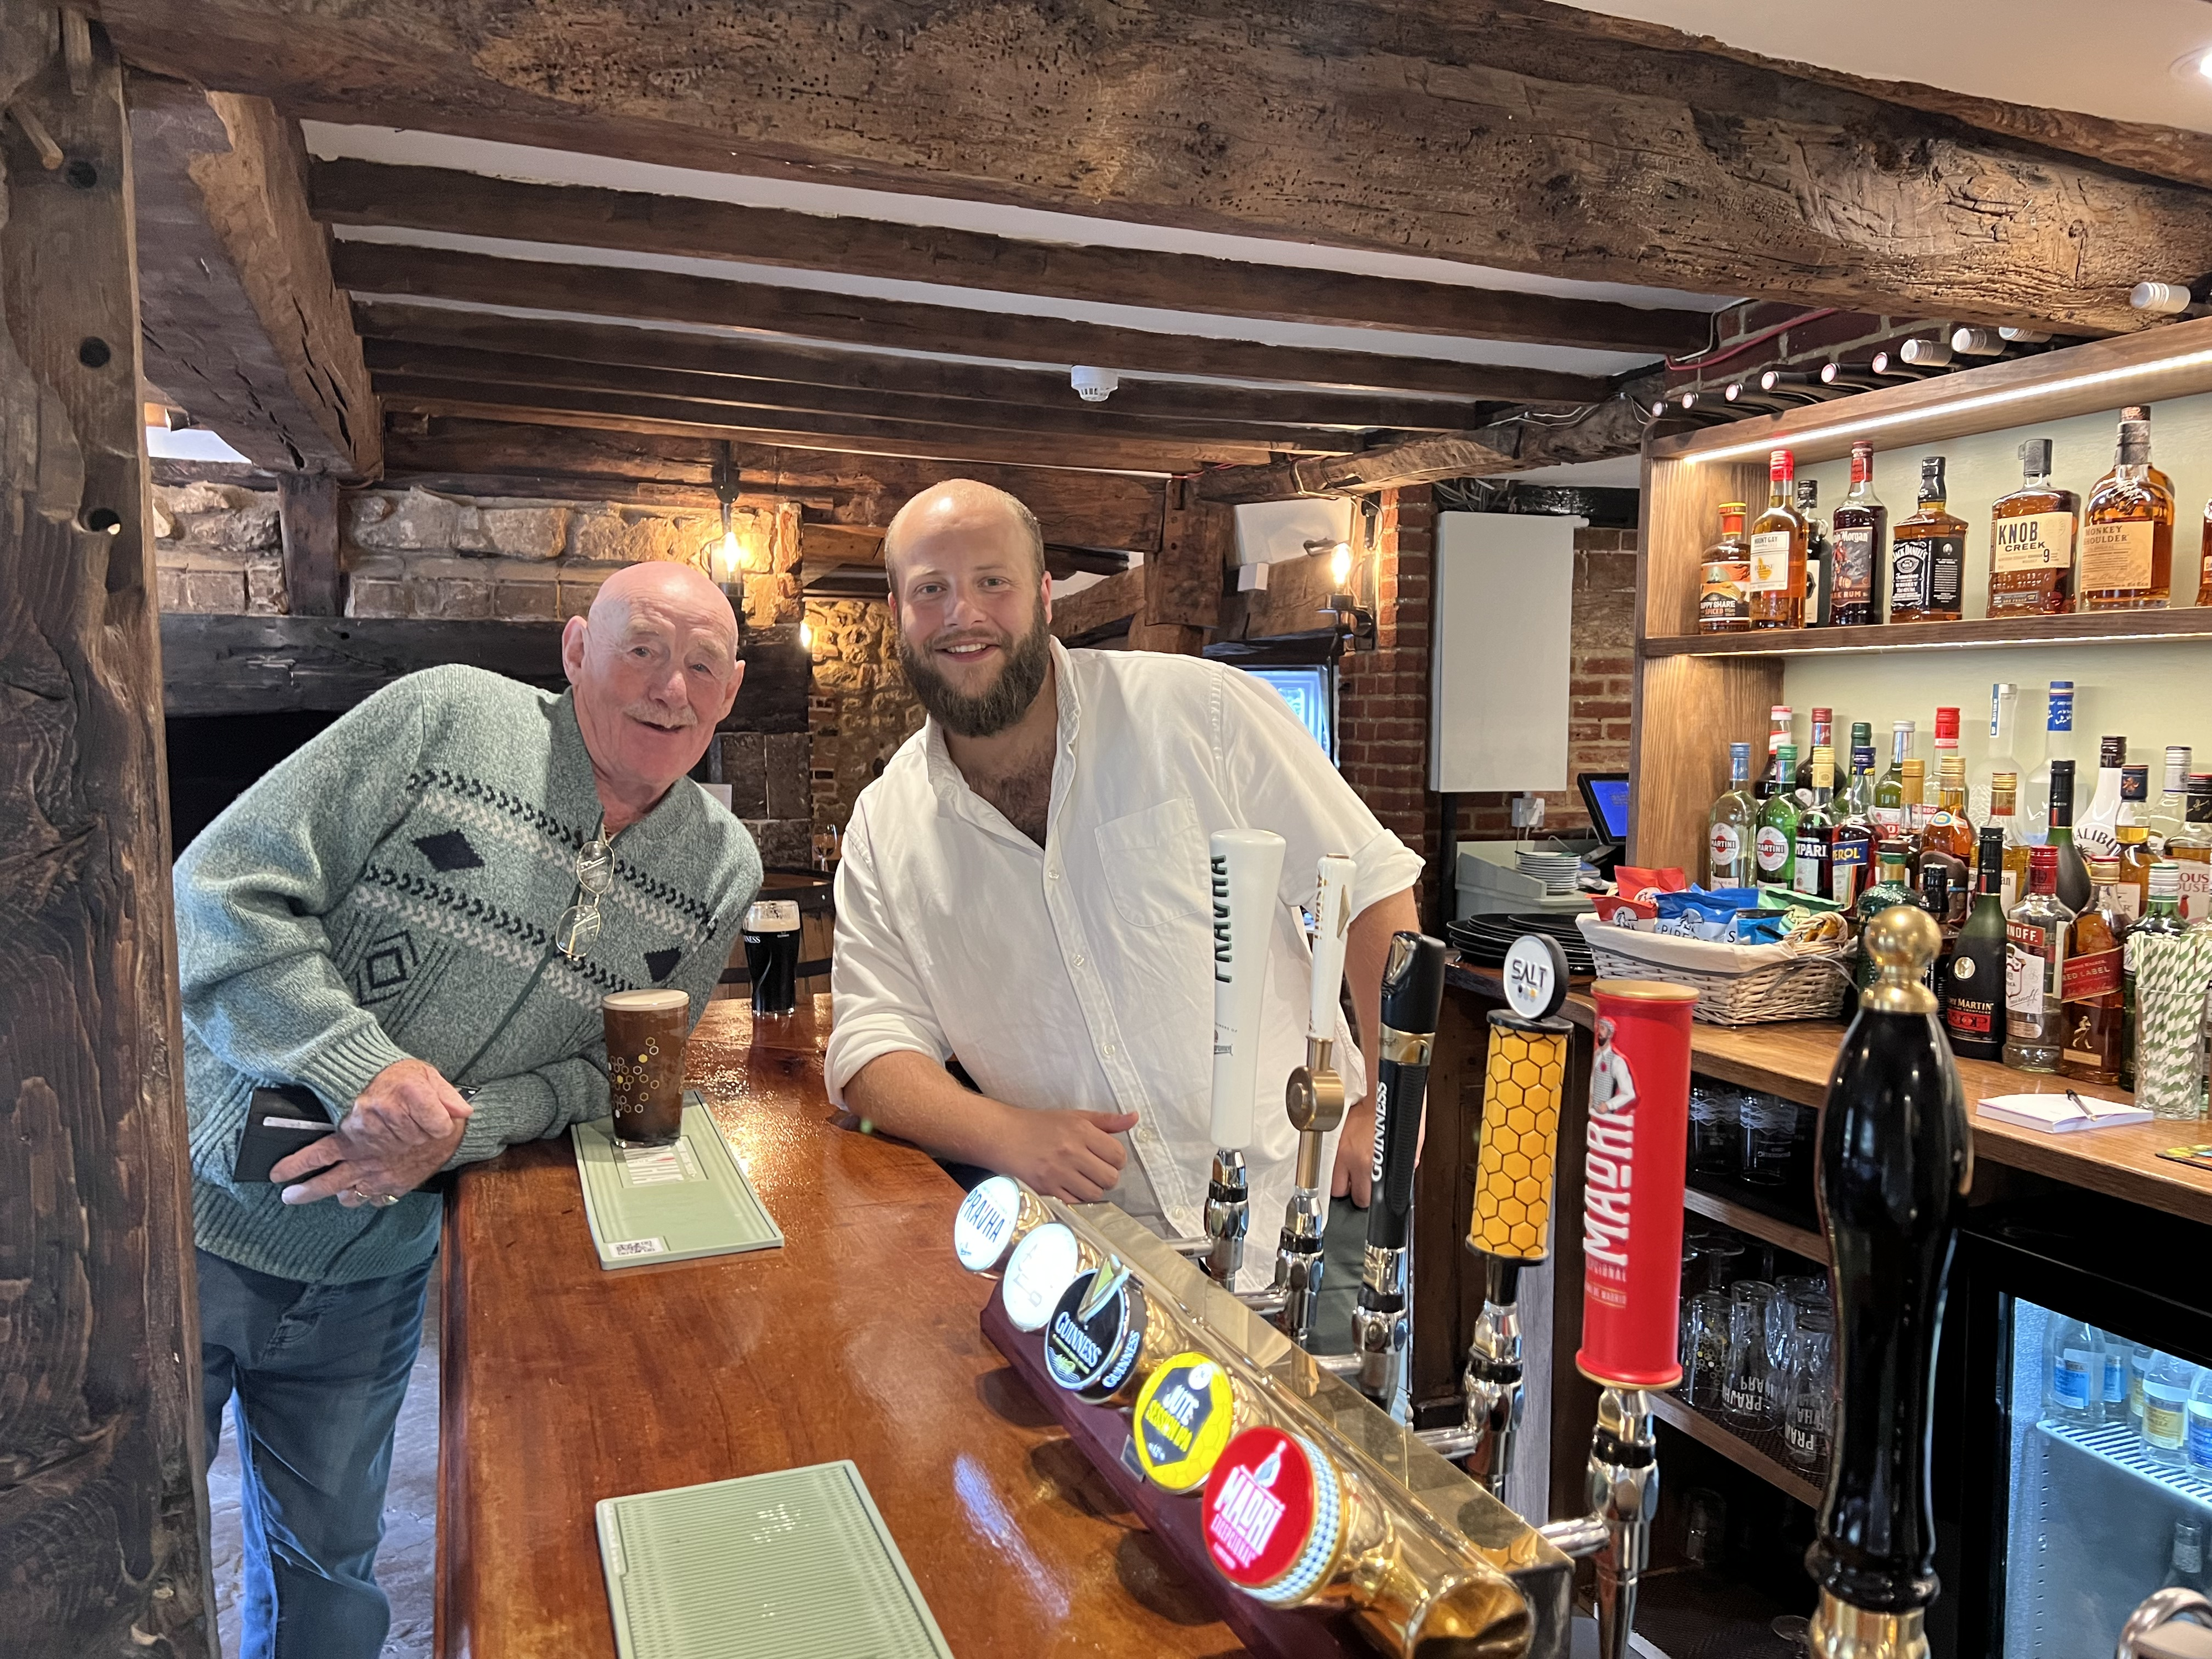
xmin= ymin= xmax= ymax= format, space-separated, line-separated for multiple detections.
xmin=1872 ymin=721 xmax=1916 ymax=840
xmin=2058 ymin=859 xmax=2126 ymax=1086
xmin=1931 ymin=704 xmax=1961 ymax=789
xmin=1986 ymin=438 xmax=2077 ymax=615
xmin=2048 ymin=760 xmax=2091 ymax=914
xmin=1748 ymin=449 xmax=1809 ymax=629
xmin=1854 ymin=847 xmax=1918 ymax=990
xmin=2024 ymin=681 xmax=2074 ymax=846
xmin=1799 ymin=479 xmax=1832 ymax=626
xmin=1888 ymin=456 xmax=1967 ymax=623
xmin=2114 ymin=824 xmax=2153 ymax=926
xmin=2201 ymin=499 xmax=2212 ymax=607
xmin=2042 ymin=1311 xmax=2104 ymax=1428
xmin=1987 ymin=773 xmax=2031 ymax=912
xmin=1708 ymin=742 xmax=1757 ymax=887
xmin=1898 ymin=759 xmax=1928 ymax=848
xmin=1829 ymin=440 xmax=1884 ymax=625
xmin=1698 ymin=502 xmax=1753 ymax=634
xmin=1844 ymin=724 xmax=1878 ymax=822
xmin=1941 ymin=827 xmax=2009 ymax=1060
xmin=2005 ymin=846 xmax=2073 ymax=1073
xmin=1918 ymin=863 xmax=1956 ymax=992
xmin=1794 ymin=750 xmax=1838 ymax=900
xmin=1923 ymin=757 xmax=1977 ymax=912
xmin=1757 ymin=705 xmax=1794 ymax=800
xmin=2096 ymin=1329 xmax=2130 ymax=1426
xmin=2150 ymin=746 xmax=2193 ymax=853
xmin=2125 ymin=862 xmax=2188 ymax=1094
xmin=2080 ymin=405 xmax=2173 ymax=610
xmin=2171 ymin=775 xmax=2212 ymax=925
xmin=1757 ymin=744 xmax=1801 ymax=887
xmin=1972 ymin=682 xmax=2021 ymax=825
xmin=2076 ymin=735 xmax=2127 ymax=862
xmin=1796 ymin=708 xmax=1834 ymax=794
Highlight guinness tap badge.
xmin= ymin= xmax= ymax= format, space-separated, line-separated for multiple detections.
xmin=1044 ymin=1262 xmax=1148 ymax=1402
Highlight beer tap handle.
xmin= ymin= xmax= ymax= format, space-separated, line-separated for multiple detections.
xmin=1208 ymin=829 xmax=1288 ymax=1154
xmin=1204 ymin=828 xmax=1287 ymax=1286
xmin=1306 ymin=855 xmax=1357 ymax=1047
xmin=1366 ymin=932 xmax=1446 ymax=1256
xmin=1353 ymin=932 xmax=1446 ymax=1410
xmin=1807 ymin=906 xmax=1970 ymax=1659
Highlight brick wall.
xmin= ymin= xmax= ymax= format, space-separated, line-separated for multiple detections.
xmin=806 ymin=597 xmax=924 ymax=855
xmin=1454 ymin=525 xmax=1639 ymax=843
xmin=1337 ymin=484 xmax=1441 ymax=922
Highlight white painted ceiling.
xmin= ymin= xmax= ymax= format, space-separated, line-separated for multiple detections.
xmin=1565 ymin=0 xmax=2212 ymax=136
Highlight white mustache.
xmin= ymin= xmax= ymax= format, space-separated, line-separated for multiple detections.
xmin=623 ymin=702 xmax=697 ymax=730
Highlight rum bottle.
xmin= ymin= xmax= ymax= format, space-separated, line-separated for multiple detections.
xmin=1748 ymin=449 xmax=1809 ymax=629
xmin=1942 ymin=827 xmax=2010 ymax=1061
xmin=1986 ymin=438 xmax=2077 ymax=615
xmin=1888 ymin=456 xmax=1967 ymax=623
xmin=2004 ymin=846 xmax=2072 ymax=1073
xmin=1708 ymin=741 xmax=1757 ymax=887
xmin=2058 ymin=859 xmax=2127 ymax=1084
xmin=1828 ymin=439 xmax=1884 ymax=626
xmin=2080 ymin=405 xmax=2173 ymax=609
xmin=1800 ymin=478 xmax=1832 ymax=626
xmin=1698 ymin=501 xmax=1753 ymax=633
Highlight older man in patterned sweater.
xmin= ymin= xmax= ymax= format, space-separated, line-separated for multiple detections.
xmin=178 ymin=560 xmax=760 ymax=1659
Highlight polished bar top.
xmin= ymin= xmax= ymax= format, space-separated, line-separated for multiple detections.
xmin=437 ymin=998 xmax=1249 ymax=1657
xmin=1446 ymin=959 xmax=2212 ymax=1228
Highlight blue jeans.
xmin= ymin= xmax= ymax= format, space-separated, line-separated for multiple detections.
xmin=199 ymin=1248 xmax=432 ymax=1659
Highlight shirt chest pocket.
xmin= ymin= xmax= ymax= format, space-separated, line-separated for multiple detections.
xmin=1093 ymin=797 xmax=1211 ymax=929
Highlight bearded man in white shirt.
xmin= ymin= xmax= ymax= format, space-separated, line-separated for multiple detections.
xmin=828 ymin=479 xmax=1422 ymax=1268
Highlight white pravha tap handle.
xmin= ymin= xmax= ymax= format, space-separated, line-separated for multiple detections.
xmin=1208 ymin=828 xmax=1287 ymax=1152
xmin=1306 ymin=855 xmax=1357 ymax=1045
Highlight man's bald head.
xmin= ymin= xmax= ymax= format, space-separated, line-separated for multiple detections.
xmin=881 ymin=479 xmax=1046 ymax=586
xmin=585 ymin=558 xmax=739 ymax=656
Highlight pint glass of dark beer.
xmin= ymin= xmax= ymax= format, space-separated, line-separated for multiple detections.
xmin=743 ymin=900 xmax=801 ymax=1017
xmin=602 ymin=988 xmax=690 ymax=1146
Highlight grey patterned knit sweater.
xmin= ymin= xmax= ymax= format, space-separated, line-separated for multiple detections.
xmin=178 ymin=665 xmax=760 ymax=1285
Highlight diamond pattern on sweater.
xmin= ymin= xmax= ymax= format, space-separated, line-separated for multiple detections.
xmin=357 ymin=930 xmax=420 ymax=1006
xmin=413 ymin=830 xmax=485 ymax=873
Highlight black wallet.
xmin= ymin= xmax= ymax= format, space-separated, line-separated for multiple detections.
xmin=233 ymin=1084 xmax=337 ymax=1183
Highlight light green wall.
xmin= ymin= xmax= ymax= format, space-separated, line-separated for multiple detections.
xmin=1783 ymin=392 xmax=2212 ymax=779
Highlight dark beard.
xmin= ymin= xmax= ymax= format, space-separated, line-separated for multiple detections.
xmin=899 ymin=606 xmax=1052 ymax=739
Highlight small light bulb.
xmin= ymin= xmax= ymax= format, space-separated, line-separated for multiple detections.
xmin=2198 ymin=49 xmax=2212 ymax=80
xmin=1329 ymin=541 xmax=1352 ymax=589
xmin=721 ymin=529 xmax=744 ymax=575
xmin=800 ymin=619 xmax=813 ymax=650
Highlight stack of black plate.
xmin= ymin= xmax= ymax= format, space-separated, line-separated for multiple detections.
xmin=1446 ymin=911 xmax=1596 ymax=977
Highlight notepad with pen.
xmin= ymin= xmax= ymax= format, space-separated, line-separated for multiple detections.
xmin=1975 ymin=1091 xmax=2152 ymax=1133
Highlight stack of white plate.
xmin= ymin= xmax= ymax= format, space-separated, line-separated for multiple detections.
xmin=1515 ymin=850 xmax=1582 ymax=894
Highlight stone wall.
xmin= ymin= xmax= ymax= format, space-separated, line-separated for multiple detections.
xmin=805 ymin=597 xmax=924 ymax=853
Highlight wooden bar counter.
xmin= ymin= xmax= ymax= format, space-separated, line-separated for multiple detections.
xmin=436 ymin=999 xmax=1247 ymax=1658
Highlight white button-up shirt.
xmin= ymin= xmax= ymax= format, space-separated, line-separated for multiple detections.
xmin=827 ymin=640 xmax=1422 ymax=1272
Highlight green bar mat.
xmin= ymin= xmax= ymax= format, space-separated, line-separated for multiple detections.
xmin=596 ymin=1460 xmax=954 ymax=1659
xmin=572 ymin=1093 xmax=782 ymax=1269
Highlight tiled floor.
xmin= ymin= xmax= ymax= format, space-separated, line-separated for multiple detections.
xmin=206 ymin=1277 xmax=440 ymax=1659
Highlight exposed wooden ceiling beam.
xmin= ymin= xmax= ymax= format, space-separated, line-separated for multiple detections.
xmin=361 ymin=340 xmax=1367 ymax=451
xmin=127 ymin=76 xmax=378 ymax=475
xmin=1048 ymin=567 xmax=1147 ymax=643
xmin=310 ymin=156 xmax=1709 ymax=355
xmin=374 ymin=377 xmax=1293 ymax=472
xmin=353 ymin=300 xmax=1491 ymax=432
xmin=382 ymin=416 xmax=1168 ymax=547
xmin=331 ymin=242 xmax=1609 ymax=405
xmin=100 ymin=0 xmax=2212 ymax=333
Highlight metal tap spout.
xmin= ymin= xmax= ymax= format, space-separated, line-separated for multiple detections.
xmin=1588 ymin=1386 xmax=1659 ymax=1659
xmin=1352 ymin=1240 xmax=1410 ymax=1411
xmin=1202 ymin=1146 xmax=1248 ymax=1285
xmin=1460 ymin=1256 xmax=1525 ymax=1500
xmin=1275 ymin=1032 xmax=1344 ymax=1343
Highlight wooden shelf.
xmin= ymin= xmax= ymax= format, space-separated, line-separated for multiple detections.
xmin=1681 ymin=1185 xmax=1828 ymax=1265
xmin=1648 ymin=1390 xmax=1825 ymax=1509
xmin=1642 ymin=607 xmax=2212 ymax=659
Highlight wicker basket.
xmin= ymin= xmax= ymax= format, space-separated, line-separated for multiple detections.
xmin=1573 ymin=915 xmax=1854 ymax=1026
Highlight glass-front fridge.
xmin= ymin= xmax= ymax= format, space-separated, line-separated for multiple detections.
xmin=1955 ymin=1197 xmax=2212 ymax=1659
